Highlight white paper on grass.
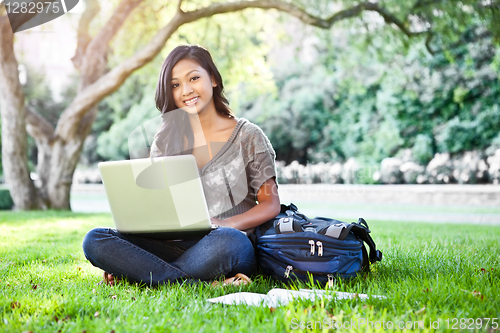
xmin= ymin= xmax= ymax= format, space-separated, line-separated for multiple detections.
xmin=207 ymin=288 xmax=386 ymax=307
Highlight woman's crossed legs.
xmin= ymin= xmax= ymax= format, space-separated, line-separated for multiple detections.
xmin=82 ymin=227 xmax=256 ymax=286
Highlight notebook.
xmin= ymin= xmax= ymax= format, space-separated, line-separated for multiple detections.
xmin=98 ymin=155 xmax=214 ymax=239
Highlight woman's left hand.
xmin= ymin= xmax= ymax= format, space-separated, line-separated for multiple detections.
xmin=211 ymin=217 xmax=233 ymax=228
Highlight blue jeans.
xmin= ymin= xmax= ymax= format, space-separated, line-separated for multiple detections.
xmin=82 ymin=227 xmax=256 ymax=286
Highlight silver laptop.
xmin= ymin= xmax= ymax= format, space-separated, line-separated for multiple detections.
xmin=98 ymin=155 xmax=214 ymax=239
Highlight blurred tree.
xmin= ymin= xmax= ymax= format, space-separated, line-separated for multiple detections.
xmin=1 ymin=0 xmax=498 ymax=209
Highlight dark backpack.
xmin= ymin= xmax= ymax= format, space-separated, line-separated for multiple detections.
xmin=255 ymin=203 xmax=383 ymax=285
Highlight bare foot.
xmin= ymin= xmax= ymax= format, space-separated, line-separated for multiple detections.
xmin=100 ymin=271 xmax=121 ymax=286
xmin=211 ymin=273 xmax=252 ymax=287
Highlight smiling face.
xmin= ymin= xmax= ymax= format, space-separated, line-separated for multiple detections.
xmin=170 ymin=58 xmax=217 ymax=115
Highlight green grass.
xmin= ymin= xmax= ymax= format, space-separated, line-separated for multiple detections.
xmin=1 ymin=211 xmax=499 ymax=332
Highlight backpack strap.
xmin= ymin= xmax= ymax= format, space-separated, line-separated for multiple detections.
xmin=349 ymin=218 xmax=383 ymax=264
xmin=280 ymin=203 xmax=308 ymax=221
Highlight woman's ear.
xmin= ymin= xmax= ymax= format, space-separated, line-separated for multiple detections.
xmin=212 ymin=76 xmax=217 ymax=88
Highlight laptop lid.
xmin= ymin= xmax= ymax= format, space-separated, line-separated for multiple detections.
xmin=98 ymin=155 xmax=211 ymax=237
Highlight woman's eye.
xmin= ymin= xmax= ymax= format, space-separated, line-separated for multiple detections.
xmin=191 ymin=76 xmax=199 ymax=81
xmin=172 ymin=83 xmax=179 ymax=88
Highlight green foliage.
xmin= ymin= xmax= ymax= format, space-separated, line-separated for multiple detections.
xmin=437 ymin=106 xmax=500 ymax=153
xmin=239 ymin=18 xmax=500 ymax=166
xmin=0 ymin=187 xmax=13 ymax=210
xmin=22 ymin=65 xmax=77 ymax=127
xmin=412 ymin=134 xmax=434 ymax=164
xmin=91 ymin=0 xmax=500 ymax=167
xmin=96 ymin=86 xmax=159 ymax=161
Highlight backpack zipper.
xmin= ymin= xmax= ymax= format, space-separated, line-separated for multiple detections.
xmin=317 ymin=241 xmax=323 ymax=256
xmin=284 ymin=265 xmax=293 ymax=278
xmin=309 ymin=240 xmax=315 ymax=255
xmin=327 ymin=274 xmax=334 ymax=288
xmin=264 ymin=255 xmax=358 ymax=280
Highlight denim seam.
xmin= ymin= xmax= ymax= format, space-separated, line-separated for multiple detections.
xmin=112 ymin=234 xmax=189 ymax=277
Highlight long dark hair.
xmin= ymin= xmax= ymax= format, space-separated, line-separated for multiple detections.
xmin=153 ymin=44 xmax=235 ymax=156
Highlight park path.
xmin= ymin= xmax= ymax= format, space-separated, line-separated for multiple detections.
xmin=70 ymin=184 xmax=500 ymax=225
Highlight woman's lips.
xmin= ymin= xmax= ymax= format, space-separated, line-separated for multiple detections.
xmin=184 ymin=96 xmax=199 ymax=106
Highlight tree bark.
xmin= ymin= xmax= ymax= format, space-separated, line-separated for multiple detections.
xmin=0 ymin=15 xmax=41 ymax=210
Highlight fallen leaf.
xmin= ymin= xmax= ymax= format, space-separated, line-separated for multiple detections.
xmin=472 ymin=290 xmax=481 ymax=297
xmin=110 ymin=295 xmax=117 ymax=300
xmin=32 ymin=284 xmax=38 ymax=290
xmin=423 ymin=288 xmax=432 ymax=293
xmin=131 ymin=297 xmax=136 ymax=301
xmin=269 ymin=307 xmax=276 ymax=313
xmin=21 ymin=331 xmax=33 ymax=333
xmin=481 ymin=268 xmax=486 ymax=273
xmin=94 ymin=311 xmax=99 ymax=318
xmin=10 ymin=302 xmax=20 ymax=309
xmin=415 ymin=307 xmax=426 ymax=315
xmin=77 ymin=267 xmax=82 ymax=271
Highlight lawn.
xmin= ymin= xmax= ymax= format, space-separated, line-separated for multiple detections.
xmin=1 ymin=211 xmax=499 ymax=332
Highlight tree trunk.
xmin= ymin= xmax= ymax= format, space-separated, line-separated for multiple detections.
xmin=0 ymin=15 xmax=42 ymax=210
xmin=36 ymin=107 xmax=98 ymax=209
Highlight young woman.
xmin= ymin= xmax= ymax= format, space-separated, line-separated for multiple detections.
xmin=82 ymin=45 xmax=280 ymax=286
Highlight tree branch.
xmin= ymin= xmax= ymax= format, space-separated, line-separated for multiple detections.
xmin=425 ymin=31 xmax=435 ymax=55
xmin=79 ymin=0 xmax=144 ymax=88
xmin=54 ymin=0 xmax=426 ymax=141
xmin=359 ymin=2 xmax=423 ymax=37
xmin=71 ymin=0 xmax=100 ymax=70
xmin=55 ymin=12 xmax=184 ymax=141
xmin=25 ymin=106 xmax=55 ymax=149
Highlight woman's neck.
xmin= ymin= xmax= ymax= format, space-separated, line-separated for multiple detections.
xmin=188 ymin=104 xmax=226 ymax=135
